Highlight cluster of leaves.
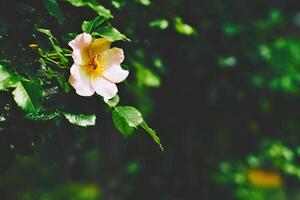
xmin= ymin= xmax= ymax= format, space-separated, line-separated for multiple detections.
xmin=220 ymin=9 xmax=300 ymax=94
xmin=216 ymin=140 xmax=300 ymax=200
xmin=0 ymin=0 xmax=164 ymax=170
xmin=3 ymin=0 xmax=300 ymax=199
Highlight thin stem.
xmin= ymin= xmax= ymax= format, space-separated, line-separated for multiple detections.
xmin=45 ymin=57 xmax=60 ymax=66
xmin=45 ymin=53 xmax=58 ymax=57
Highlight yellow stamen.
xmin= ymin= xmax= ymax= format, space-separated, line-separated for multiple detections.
xmin=84 ymin=54 xmax=105 ymax=77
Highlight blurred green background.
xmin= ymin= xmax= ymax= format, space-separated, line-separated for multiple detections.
xmin=2 ymin=0 xmax=300 ymax=199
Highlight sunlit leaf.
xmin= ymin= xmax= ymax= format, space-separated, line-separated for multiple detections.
xmin=174 ymin=17 xmax=197 ymax=36
xmin=63 ymin=113 xmax=96 ymax=127
xmin=12 ymin=80 xmax=44 ymax=113
xmin=259 ymin=45 xmax=272 ymax=60
xmin=137 ymin=68 xmax=160 ymax=87
xmin=0 ymin=63 xmax=11 ymax=81
xmin=153 ymin=57 xmax=165 ymax=73
xmin=136 ymin=0 xmax=151 ymax=6
xmin=112 ymin=106 xmax=143 ymax=137
xmin=25 ymin=111 xmax=60 ymax=121
xmin=115 ymin=106 xmax=143 ymax=127
xmin=0 ymin=64 xmax=21 ymax=91
xmin=149 ymin=19 xmax=169 ymax=30
xmin=112 ymin=0 xmax=125 ymax=9
xmin=0 ymin=116 xmax=5 ymax=122
xmin=112 ymin=109 xmax=135 ymax=137
xmin=94 ymin=26 xmax=129 ymax=42
xmin=0 ymin=75 xmax=21 ymax=91
xmin=132 ymin=60 xmax=161 ymax=87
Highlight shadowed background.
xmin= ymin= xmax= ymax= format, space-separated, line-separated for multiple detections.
xmin=1 ymin=0 xmax=300 ymax=199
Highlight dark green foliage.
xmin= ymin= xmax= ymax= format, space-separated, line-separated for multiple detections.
xmin=81 ymin=16 xmax=104 ymax=33
xmin=66 ymin=0 xmax=113 ymax=19
xmin=1 ymin=0 xmax=300 ymax=200
xmin=43 ymin=0 xmax=65 ymax=25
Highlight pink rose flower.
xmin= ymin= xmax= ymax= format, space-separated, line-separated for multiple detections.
xmin=68 ymin=33 xmax=129 ymax=102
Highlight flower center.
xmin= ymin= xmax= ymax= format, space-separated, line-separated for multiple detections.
xmin=85 ymin=54 xmax=105 ymax=77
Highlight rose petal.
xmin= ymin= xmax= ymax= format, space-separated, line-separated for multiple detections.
xmin=103 ymin=65 xmax=129 ymax=83
xmin=68 ymin=33 xmax=92 ymax=50
xmin=88 ymin=38 xmax=111 ymax=56
xmin=91 ymin=77 xmax=118 ymax=102
xmin=71 ymin=49 xmax=88 ymax=66
xmin=69 ymin=64 xmax=94 ymax=96
xmin=69 ymin=33 xmax=92 ymax=65
xmin=103 ymin=48 xmax=124 ymax=67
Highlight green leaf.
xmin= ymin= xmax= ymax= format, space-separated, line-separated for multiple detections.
xmin=106 ymin=95 xmax=120 ymax=108
xmin=149 ymin=19 xmax=169 ymax=30
xmin=56 ymin=75 xmax=70 ymax=93
xmin=132 ymin=60 xmax=161 ymax=87
xmin=125 ymin=160 xmax=141 ymax=174
xmin=43 ymin=0 xmax=65 ymax=25
xmin=0 ymin=116 xmax=5 ymax=122
xmin=112 ymin=109 xmax=134 ymax=137
xmin=0 ymin=74 xmax=21 ymax=91
xmin=112 ymin=106 xmax=164 ymax=151
xmin=0 ymin=64 xmax=11 ymax=81
xmin=174 ymin=17 xmax=197 ymax=36
xmin=137 ymin=67 xmax=160 ymax=87
xmin=63 ymin=113 xmax=96 ymax=127
xmin=136 ymin=0 xmax=151 ymax=6
xmin=0 ymin=64 xmax=21 ymax=91
xmin=37 ymin=28 xmax=54 ymax=38
xmin=112 ymin=106 xmax=143 ymax=137
xmin=94 ymin=26 xmax=129 ymax=42
xmin=12 ymin=80 xmax=44 ymax=113
xmin=112 ymin=0 xmax=125 ymax=9
xmin=111 ymin=105 xmax=163 ymax=150
xmin=223 ymin=23 xmax=241 ymax=36
xmin=115 ymin=106 xmax=143 ymax=127
xmin=82 ymin=16 xmax=104 ymax=33
xmin=25 ymin=111 xmax=60 ymax=121
xmin=218 ymin=56 xmax=237 ymax=69
xmin=66 ymin=0 xmax=113 ymax=19
xmin=141 ymin=121 xmax=163 ymax=151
